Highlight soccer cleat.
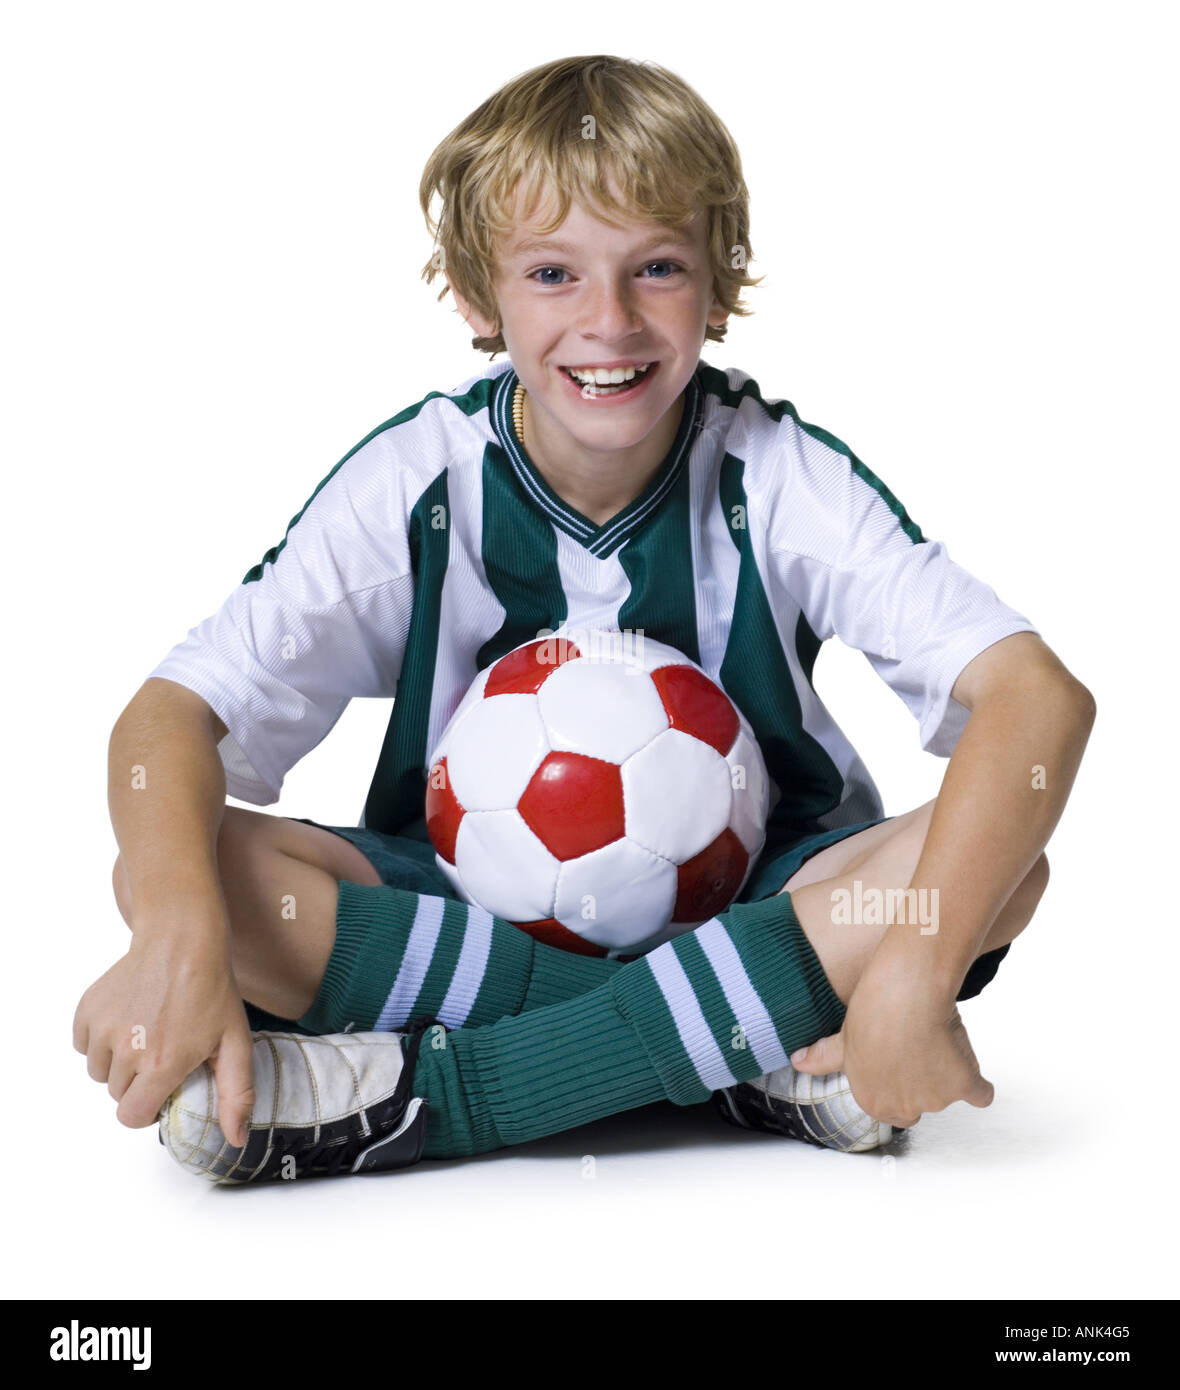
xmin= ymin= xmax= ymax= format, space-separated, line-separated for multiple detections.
xmin=713 ymin=1063 xmax=897 ymax=1153
xmin=158 ymin=1017 xmax=441 ymax=1184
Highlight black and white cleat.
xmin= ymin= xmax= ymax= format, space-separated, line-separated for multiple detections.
xmin=714 ymin=1064 xmax=899 ymax=1154
xmin=158 ymin=1018 xmax=441 ymax=1184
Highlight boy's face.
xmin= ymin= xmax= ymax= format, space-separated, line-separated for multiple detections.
xmin=451 ymin=183 xmax=729 ymax=457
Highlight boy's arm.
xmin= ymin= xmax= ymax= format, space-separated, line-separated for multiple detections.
xmin=791 ymin=632 xmax=1097 ymax=1126
xmin=72 ymin=678 xmax=255 ymax=1146
xmin=77 ymin=422 xmax=423 ymax=1141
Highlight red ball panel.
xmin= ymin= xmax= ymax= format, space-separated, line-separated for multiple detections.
xmin=512 ymin=917 xmax=611 ymax=958
xmin=651 ymin=664 xmax=739 ymax=756
xmin=424 ymin=757 xmax=464 ymax=864
xmin=518 ymin=751 xmax=625 ymax=861
xmin=485 ymin=638 xmax=583 ymax=697
xmin=673 ymin=827 xmax=749 ymax=922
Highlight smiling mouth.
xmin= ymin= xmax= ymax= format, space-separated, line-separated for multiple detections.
xmin=559 ymin=361 xmax=658 ymax=396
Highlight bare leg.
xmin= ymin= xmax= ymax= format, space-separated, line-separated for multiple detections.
xmin=782 ymin=800 xmax=1049 ymax=1005
xmin=113 ymin=808 xmax=379 ymax=1019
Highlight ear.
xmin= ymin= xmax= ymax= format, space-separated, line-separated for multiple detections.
xmin=446 ymin=274 xmax=500 ymax=341
xmin=706 ymin=291 xmax=730 ymax=333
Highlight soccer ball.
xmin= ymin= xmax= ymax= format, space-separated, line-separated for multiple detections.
xmin=424 ymin=628 xmax=771 ymax=958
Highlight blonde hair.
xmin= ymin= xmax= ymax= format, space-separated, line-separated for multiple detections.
xmin=419 ymin=55 xmax=763 ymax=357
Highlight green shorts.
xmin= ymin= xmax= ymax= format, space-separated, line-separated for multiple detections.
xmin=285 ymin=813 xmax=1010 ymax=1005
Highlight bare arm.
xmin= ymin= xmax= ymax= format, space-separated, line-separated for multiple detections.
xmin=901 ymin=632 xmax=1095 ymax=990
xmin=73 ymin=678 xmax=255 ymax=1145
xmin=108 ymin=678 xmax=230 ymax=929
xmin=792 ymin=632 xmax=1097 ymax=1126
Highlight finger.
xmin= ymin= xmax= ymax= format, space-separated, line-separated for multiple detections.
xmin=789 ymin=1031 xmax=844 ymax=1074
xmin=73 ymin=1001 xmax=91 ymax=1055
xmin=86 ymin=1043 xmax=113 ymax=1084
xmin=212 ymin=1030 xmax=257 ymax=1149
xmin=107 ymin=1051 xmax=137 ymax=1104
xmin=117 ymin=1069 xmax=179 ymax=1130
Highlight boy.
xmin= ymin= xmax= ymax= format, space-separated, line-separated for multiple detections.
xmin=75 ymin=55 xmax=1095 ymax=1181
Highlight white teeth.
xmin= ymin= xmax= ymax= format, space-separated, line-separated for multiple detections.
xmin=565 ymin=363 xmax=651 ymax=385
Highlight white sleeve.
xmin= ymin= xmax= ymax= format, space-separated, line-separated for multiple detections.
xmin=767 ymin=420 xmax=1039 ymax=757
xmin=145 ymin=433 xmax=419 ymax=804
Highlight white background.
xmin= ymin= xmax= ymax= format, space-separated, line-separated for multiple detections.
xmin=3 ymin=0 xmax=1175 ymax=1301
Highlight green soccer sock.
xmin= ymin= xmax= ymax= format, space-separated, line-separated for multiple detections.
xmin=294 ymin=879 xmax=624 ymax=1035
xmin=411 ymin=890 xmax=847 ymax=1159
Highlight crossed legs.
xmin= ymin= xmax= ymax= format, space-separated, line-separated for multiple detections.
xmin=112 ymin=800 xmax=1047 ymax=1020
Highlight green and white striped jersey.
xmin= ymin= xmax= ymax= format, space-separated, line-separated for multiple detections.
xmin=147 ymin=358 xmax=1037 ymax=852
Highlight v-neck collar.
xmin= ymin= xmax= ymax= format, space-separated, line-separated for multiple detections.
xmin=489 ymin=362 xmax=705 ymax=559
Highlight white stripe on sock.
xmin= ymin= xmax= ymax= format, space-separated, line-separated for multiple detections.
xmin=695 ymin=917 xmax=789 ymax=1076
xmin=375 ymin=894 xmax=445 ymax=1031
xmin=436 ymin=902 xmax=495 ymax=1027
xmin=646 ymin=942 xmax=738 ymax=1092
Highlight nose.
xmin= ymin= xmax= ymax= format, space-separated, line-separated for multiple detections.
xmin=576 ymin=274 xmax=643 ymax=344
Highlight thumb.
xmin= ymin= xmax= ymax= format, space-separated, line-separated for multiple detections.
xmin=211 ymin=1029 xmax=256 ymax=1149
xmin=790 ymin=1031 xmax=844 ymax=1075
xmin=965 ymin=1072 xmax=995 ymax=1108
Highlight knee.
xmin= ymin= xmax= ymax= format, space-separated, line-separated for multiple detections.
xmin=110 ymin=809 xmax=259 ymax=931
xmin=1026 ymin=852 xmax=1050 ymax=904
xmin=999 ymin=852 xmax=1049 ymax=946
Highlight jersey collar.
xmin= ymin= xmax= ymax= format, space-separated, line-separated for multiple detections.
xmin=490 ymin=362 xmax=705 ymax=559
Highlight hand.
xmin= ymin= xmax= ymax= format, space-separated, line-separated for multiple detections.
xmin=789 ymin=942 xmax=994 ymax=1128
xmin=73 ymin=930 xmax=256 ymax=1147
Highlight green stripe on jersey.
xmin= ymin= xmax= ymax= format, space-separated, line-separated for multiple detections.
xmin=717 ymin=453 xmax=845 ymax=840
xmin=616 ymin=457 xmax=701 ymax=663
xmin=694 ymin=361 xmax=926 ymax=544
xmin=477 ymin=442 xmax=569 ymax=670
xmin=362 ymin=471 xmax=450 ymax=834
xmin=795 ymin=610 xmax=823 ymax=689
xmin=792 ymin=417 xmax=925 ymax=545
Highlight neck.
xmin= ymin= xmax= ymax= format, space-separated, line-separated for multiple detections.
xmin=521 ymin=388 xmax=685 ymax=526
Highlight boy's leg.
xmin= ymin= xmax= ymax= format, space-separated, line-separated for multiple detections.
xmin=775 ymin=797 xmax=1046 ymax=1006
xmin=703 ymin=822 xmax=1045 ymax=1144
xmin=113 ymin=808 xmax=626 ymax=1034
xmin=181 ymin=805 xmax=1026 ymax=1039
xmin=135 ymin=802 xmax=1046 ymax=1164
xmin=403 ymin=809 xmax=1048 ymax=1158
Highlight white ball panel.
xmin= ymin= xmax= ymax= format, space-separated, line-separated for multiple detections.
xmin=726 ymin=728 xmax=770 ymax=856
xmin=611 ymin=632 xmax=696 ymax=676
xmin=538 ymin=659 xmax=668 ymax=763
xmin=535 ymin=626 xmax=675 ymax=674
xmin=623 ymin=728 xmax=733 ymax=861
xmin=553 ymin=839 xmax=677 ymax=950
xmin=435 ymin=852 xmax=470 ymax=903
xmin=454 ymin=810 xmax=558 ymax=921
xmin=446 ymin=693 xmax=548 ymax=810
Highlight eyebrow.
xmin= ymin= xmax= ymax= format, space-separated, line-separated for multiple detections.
xmin=506 ymin=230 xmax=696 ymax=260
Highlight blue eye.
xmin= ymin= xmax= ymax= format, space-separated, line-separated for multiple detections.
xmin=528 ymin=261 xmax=684 ymax=285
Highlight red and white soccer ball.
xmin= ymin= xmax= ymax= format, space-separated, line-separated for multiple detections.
xmin=424 ymin=628 xmax=770 ymax=958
